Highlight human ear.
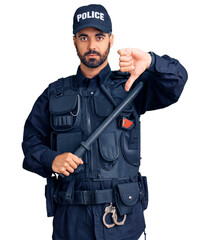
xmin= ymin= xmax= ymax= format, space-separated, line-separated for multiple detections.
xmin=109 ymin=34 xmax=114 ymax=48
xmin=73 ymin=35 xmax=77 ymax=47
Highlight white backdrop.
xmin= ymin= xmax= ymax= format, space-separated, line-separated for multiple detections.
xmin=1 ymin=0 xmax=209 ymax=239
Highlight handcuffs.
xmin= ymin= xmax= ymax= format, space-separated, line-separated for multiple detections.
xmin=102 ymin=203 xmax=127 ymax=228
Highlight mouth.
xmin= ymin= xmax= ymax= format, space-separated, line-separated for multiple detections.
xmin=87 ymin=54 xmax=98 ymax=57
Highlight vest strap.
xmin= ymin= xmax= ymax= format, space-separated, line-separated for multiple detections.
xmin=55 ymin=78 xmax=64 ymax=97
xmin=65 ymin=177 xmax=75 ymax=203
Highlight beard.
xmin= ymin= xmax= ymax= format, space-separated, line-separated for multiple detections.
xmin=76 ymin=43 xmax=110 ymax=68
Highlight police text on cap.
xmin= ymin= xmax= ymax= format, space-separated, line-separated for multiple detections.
xmin=77 ymin=11 xmax=105 ymax=22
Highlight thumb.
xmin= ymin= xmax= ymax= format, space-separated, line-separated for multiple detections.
xmin=125 ymin=74 xmax=137 ymax=92
xmin=117 ymin=48 xmax=130 ymax=56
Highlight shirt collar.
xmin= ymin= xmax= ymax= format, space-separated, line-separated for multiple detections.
xmin=73 ymin=64 xmax=111 ymax=88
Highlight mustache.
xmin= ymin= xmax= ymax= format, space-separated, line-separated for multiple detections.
xmin=84 ymin=50 xmax=101 ymax=57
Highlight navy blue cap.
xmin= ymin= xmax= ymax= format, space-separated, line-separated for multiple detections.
xmin=73 ymin=4 xmax=112 ymax=35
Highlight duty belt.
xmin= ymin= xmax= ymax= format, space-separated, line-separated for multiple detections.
xmin=53 ymin=174 xmax=146 ymax=229
xmin=54 ymin=174 xmax=141 ymax=206
xmin=55 ymin=188 xmax=114 ymax=205
xmin=54 ymin=188 xmax=127 ymax=228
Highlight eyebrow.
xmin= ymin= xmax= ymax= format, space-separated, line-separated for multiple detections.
xmin=78 ymin=33 xmax=106 ymax=38
xmin=78 ymin=33 xmax=88 ymax=38
xmin=95 ymin=33 xmax=106 ymax=37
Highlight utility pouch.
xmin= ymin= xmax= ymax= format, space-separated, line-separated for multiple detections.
xmin=45 ymin=175 xmax=58 ymax=217
xmin=49 ymin=93 xmax=81 ymax=131
xmin=115 ymin=182 xmax=140 ymax=216
xmin=98 ymin=131 xmax=119 ymax=171
xmin=93 ymin=94 xmax=114 ymax=117
xmin=121 ymin=126 xmax=141 ymax=166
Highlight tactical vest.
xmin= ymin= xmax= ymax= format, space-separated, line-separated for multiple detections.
xmin=48 ymin=71 xmax=141 ymax=180
xmin=45 ymin=71 xmax=149 ymax=220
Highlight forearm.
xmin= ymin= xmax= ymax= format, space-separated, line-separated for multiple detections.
xmin=22 ymin=139 xmax=60 ymax=178
xmin=135 ymin=52 xmax=188 ymax=114
xmin=22 ymin=88 xmax=60 ymax=178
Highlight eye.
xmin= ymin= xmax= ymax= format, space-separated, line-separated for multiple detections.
xmin=80 ymin=37 xmax=88 ymax=41
xmin=97 ymin=36 xmax=104 ymax=41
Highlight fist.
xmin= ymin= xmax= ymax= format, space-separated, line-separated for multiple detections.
xmin=52 ymin=152 xmax=83 ymax=176
xmin=118 ymin=48 xmax=152 ymax=91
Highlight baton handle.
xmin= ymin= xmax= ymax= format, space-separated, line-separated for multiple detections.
xmin=74 ymin=147 xmax=86 ymax=158
xmin=58 ymin=146 xmax=86 ymax=178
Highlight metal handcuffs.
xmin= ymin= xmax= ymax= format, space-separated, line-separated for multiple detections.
xmin=102 ymin=203 xmax=127 ymax=228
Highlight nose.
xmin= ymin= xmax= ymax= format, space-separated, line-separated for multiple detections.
xmin=88 ymin=38 xmax=96 ymax=50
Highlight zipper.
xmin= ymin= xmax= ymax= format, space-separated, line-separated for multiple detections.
xmin=84 ymin=93 xmax=94 ymax=174
xmin=85 ymin=96 xmax=91 ymax=135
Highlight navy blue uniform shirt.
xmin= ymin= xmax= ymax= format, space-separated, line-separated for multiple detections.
xmin=22 ymin=52 xmax=187 ymax=240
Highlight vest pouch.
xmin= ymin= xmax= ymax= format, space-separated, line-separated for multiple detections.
xmin=115 ymin=182 xmax=140 ymax=216
xmin=55 ymin=132 xmax=85 ymax=174
xmin=49 ymin=93 xmax=81 ymax=131
xmin=93 ymin=94 xmax=114 ymax=117
xmin=121 ymin=126 xmax=141 ymax=166
xmin=56 ymin=132 xmax=81 ymax=154
xmin=98 ymin=132 xmax=119 ymax=170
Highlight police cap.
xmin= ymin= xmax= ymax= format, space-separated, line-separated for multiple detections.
xmin=73 ymin=4 xmax=112 ymax=35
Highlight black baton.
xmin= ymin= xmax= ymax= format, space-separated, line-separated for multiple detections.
xmin=60 ymin=81 xmax=144 ymax=178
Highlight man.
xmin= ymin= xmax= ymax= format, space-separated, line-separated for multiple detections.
xmin=22 ymin=4 xmax=187 ymax=240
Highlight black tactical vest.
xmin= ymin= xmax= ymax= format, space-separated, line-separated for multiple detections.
xmin=48 ymin=71 xmax=141 ymax=180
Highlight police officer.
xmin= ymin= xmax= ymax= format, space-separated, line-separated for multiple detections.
xmin=22 ymin=4 xmax=187 ymax=240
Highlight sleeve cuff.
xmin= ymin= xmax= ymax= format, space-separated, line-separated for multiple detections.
xmin=148 ymin=52 xmax=156 ymax=71
xmin=41 ymin=149 xmax=61 ymax=173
